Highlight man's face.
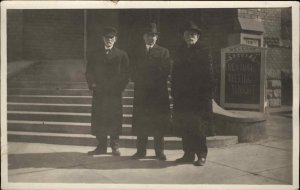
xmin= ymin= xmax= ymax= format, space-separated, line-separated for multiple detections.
xmin=143 ymin=33 xmax=158 ymax=46
xmin=103 ymin=35 xmax=117 ymax=48
xmin=183 ymin=30 xmax=200 ymax=46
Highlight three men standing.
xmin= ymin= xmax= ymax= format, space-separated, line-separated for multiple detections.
xmin=86 ymin=27 xmax=130 ymax=156
xmin=131 ymin=23 xmax=171 ymax=160
xmin=86 ymin=21 xmax=213 ymax=166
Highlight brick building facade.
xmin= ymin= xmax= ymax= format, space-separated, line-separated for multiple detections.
xmin=7 ymin=8 xmax=292 ymax=108
xmin=237 ymin=8 xmax=292 ymax=107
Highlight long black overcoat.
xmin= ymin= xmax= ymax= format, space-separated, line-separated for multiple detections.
xmin=171 ymin=42 xmax=213 ymax=136
xmin=86 ymin=46 xmax=130 ymax=136
xmin=131 ymin=44 xmax=171 ymax=136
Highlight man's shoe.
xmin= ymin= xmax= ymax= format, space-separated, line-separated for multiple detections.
xmin=193 ymin=157 xmax=206 ymax=166
xmin=87 ymin=148 xmax=107 ymax=155
xmin=156 ymin=153 xmax=167 ymax=161
xmin=112 ymin=149 xmax=121 ymax=156
xmin=175 ymin=154 xmax=195 ymax=163
xmin=131 ymin=152 xmax=146 ymax=159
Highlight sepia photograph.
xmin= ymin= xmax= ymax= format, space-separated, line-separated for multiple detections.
xmin=1 ymin=1 xmax=299 ymax=190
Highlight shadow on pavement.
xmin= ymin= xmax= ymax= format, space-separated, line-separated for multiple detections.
xmin=8 ymin=152 xmax=178 ymax=170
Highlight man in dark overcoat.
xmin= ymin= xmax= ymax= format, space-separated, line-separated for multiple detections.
xmin=131 ymin=23 xmax=171 ymax=161
xmin=85 ymin=27 xmax=130 ymax=156
xmin=171 ymin=21 xmax=214 ymax=166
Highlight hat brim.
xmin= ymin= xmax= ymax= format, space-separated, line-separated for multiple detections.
xmin=104 ymin=33 xmax=117 ymax=38
xmin=185 ymin=28 xmax=201 ymax=34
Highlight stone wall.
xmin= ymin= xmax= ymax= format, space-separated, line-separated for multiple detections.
xmin=22 ymin=10 xmax=84 ymax=60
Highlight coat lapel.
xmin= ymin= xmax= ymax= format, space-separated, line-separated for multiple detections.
xmin=105 ymin=47 xmax=116 ymax=60
xmin=148 ymin=44 xmax=160 ymax=57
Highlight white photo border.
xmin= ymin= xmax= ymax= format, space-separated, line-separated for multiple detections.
xmin=1 ymin=1 xmax=299 ymax=190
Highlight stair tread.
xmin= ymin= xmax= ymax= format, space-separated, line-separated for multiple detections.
xmin=8 ymin=102 xmax=133 ymax=107
xmin=8 ymin=102 xmax=92 ymax=106
xmin=8 ymin=95 xmax=134 ymax=98
xmin=8 ymin=111 xmax=132 ymax=117
xmin=8 ymin=120 xmax=131 ymax=127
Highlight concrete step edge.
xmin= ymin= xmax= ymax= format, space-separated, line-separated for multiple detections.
xmin=7 ymin=111 xmax=132 ymax=117
xmin=7 ymin=120 xmax=131 ymax=127
xmin=7 ymin=104 xmax=133 ymax=114
xmin=6 ymin=101 xmax=170 ymax=108
xmin=8 ymin=95 xmax=134 ymax=98
xmin=8 ymin=102 xmax=92 ymax=107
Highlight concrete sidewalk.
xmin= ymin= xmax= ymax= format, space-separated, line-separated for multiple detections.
xmin=5 ymin=113 xmax=294 ymax=185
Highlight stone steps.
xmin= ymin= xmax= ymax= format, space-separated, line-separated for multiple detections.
xmin=6 ymin=60 xmax=240 ymax=148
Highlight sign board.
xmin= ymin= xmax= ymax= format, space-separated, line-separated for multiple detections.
xmin=243 ymin=37 xmax=261 ymax=47
xmin=220 ymin=44 xmax=266 ymax=112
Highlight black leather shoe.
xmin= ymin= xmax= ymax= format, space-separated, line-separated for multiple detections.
xmin=193 ymin=157 xmax=206 ymax=166
xmin=131 ymin=152 xmax=146 ymax=159
xmin=156 ymin=153 xmax=167 ymax=161
xmin=112 ymin=149 xmax=121 ymax=156
xmin=87 ymin=148 xmax=107 ymax=155
xmin=175 ymin=154 xmax=195 ymax=163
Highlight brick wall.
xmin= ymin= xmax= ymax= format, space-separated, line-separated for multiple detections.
xmin=7 ymin=10 xmax=24 ymax=62
xmin=267 ymin=47 xmax=292 ymax=70
xmin=266 ymin=47 xmax=292 ymax=107
xmin=238 ymin=8 xmax=261 ymax=19
xmin=260 ymin=9 xmax=282 ymax=39
xmin=22 ymin=10 xmax=84 ymax=60
xmin=238 ymin=8 xmax=292 ymax=107
xmin=238 ymin=8 xmax=282 ymax=39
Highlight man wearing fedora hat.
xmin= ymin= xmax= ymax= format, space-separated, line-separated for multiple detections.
xmin=171 ymin=21 xmax=214 ymax=166
xmin=86 ymin=27 xmax=130 ymax=156
xmin=131 ymin=23 xmax=171 ymax=161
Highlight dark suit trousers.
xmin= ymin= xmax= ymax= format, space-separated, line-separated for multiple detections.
xmin=96 ymin=134 xmax=119 ymax=151
xmin=182 ymin=132 xmax=207 ymax=158
xmin=136 ymin=135 xmax=164 ymax=155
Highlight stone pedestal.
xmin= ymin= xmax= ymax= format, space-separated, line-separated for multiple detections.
xmin=213 ymin=100 xmax=267 ymax=142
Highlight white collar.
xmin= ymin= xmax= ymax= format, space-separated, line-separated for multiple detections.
xmin=105 ymin=46 xmax=113 ymax=50
xmin=146 ymin=44 xmax=154 ymax=49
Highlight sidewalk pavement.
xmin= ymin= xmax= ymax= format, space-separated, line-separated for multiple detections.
xmin=4 ymin=112 xmax=294 ymax=185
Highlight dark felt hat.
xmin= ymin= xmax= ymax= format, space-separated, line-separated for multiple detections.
xmin=183 ymin=21 xmax=202 ymax=35
xmin=102 ymin=27 xmax=118 ymax=37
xmin=143 ymin=23 xmax=159 ymax=34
